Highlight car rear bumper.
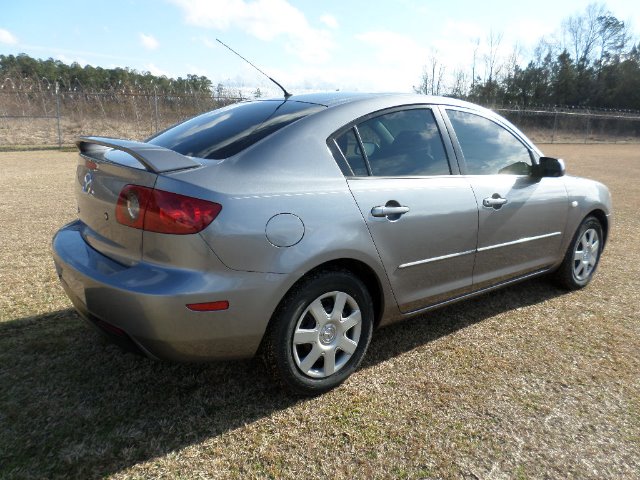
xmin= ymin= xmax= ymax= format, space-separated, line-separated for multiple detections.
xmin=52 ymin=221 xmax=287 ymax=361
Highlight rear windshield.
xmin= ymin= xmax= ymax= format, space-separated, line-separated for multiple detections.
xmin=147 ymin=100 xmax=325 ymax=159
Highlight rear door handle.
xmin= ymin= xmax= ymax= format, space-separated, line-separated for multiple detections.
xmin=371 ymin=205 xmax=410 ymax=217
xmin=482 ymin=195 xmax=508 ymax=209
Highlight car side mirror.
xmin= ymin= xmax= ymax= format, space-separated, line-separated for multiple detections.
xmin=533 ymin=156 xmax=565 ymax=178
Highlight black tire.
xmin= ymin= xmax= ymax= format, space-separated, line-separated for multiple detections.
xmin=554 ymin=216 xmax=604 ymax=290
xmin=262 ymin=269 xmax=374 ymax=396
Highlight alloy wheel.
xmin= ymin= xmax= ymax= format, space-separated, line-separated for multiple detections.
xmin=292 ymin=291 xmax=362 ymax=378
xmin=572 ymin=227 xmax=600 ymax=282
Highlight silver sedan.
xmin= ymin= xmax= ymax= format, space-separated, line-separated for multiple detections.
xmin=52 ymin=93 xmax=612 ymax=395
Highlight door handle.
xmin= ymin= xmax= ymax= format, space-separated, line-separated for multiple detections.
xmin=482 ymin=195 xmax=508 ymax=209
xmin=371 ymin=205 xmax=410 ymax=218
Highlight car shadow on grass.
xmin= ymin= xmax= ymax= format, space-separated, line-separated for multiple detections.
xmin=0 ymin=277 xmax=565 ymax=478
xmin=363 ymin=277 xmax=565 ymax=368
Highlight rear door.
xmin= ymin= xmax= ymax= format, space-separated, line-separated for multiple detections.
xmin=443 ymin=108 xmax=568 ymax=288
xmin=333 ymin=107 xmax=479 ymax=313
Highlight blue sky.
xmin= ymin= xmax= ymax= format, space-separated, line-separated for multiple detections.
xmin=1 ymin=0 xmax=638 ymax=95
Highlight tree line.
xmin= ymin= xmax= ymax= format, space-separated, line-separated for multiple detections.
xmin=0 ymin=54 xmax=213 ymax=94
xmin=2 ymin=2 xmax=639 ymax=111
xmin=415 ymin=2 xmax=640 ymax=111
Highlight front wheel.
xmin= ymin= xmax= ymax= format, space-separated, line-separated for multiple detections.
xmin=262 ymin=270 xmax=374 ymax=396
xmin=554 ymin=216 xmax=604 ymax=290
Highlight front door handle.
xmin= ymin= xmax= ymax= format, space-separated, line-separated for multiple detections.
xmin=371 ymin=205 xmax=410 ymax=218
xmin=482 ymin=195 xmax=508 ymax=209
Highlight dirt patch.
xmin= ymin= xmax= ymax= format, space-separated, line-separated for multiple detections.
xmin=0 ymin=145 xmax=638 ymax=479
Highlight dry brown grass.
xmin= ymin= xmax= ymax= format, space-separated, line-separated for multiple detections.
xmin=0 ymin=117 xmax=160 ymax=147
xmin=1 ymin=145 xmax=639 ymax=479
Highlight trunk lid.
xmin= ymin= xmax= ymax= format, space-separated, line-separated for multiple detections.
xmin=74 ymin=137 xmax=201 ymax=265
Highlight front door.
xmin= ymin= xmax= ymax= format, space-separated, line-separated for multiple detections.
xmin=444 ymin=108 xmax=568 ymax=288
xmin=334 ymin=107 xmax=479 ymax=313
xmin=470 ymin=175 xmax=568 ymax=287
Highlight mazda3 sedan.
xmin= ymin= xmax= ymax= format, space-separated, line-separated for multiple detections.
xmin=52 ymin=93 xmax=612 ymax=395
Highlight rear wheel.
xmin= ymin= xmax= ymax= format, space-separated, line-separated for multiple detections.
xmin=554 ymin=216 xmax=603 ymax=290
xmin=262 ymin=270 xmax=374 ymax=396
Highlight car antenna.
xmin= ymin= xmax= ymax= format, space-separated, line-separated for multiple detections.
xmin=216 ymin=38 xmax=292 ymax=99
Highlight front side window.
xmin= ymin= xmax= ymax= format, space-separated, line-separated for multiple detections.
xmin=336 ymin=108 xmax=450 ymax=177
xmin=446 ymin=109 xmax=532 ymax=175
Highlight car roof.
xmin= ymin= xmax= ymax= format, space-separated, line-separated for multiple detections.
xmin=260 ymin=91 xmax=483 ymax=111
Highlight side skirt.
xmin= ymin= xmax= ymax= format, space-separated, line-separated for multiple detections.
xmin=401 ymin=267 xmax=552 ymax=317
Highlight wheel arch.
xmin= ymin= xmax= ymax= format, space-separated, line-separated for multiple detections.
xmin=587 ymin=208 xmax=609 ymax=246
xmin=306 ymin=258 xmax=384 ymax=328
xmin=265 ymin=257 xmax=385 ymax=337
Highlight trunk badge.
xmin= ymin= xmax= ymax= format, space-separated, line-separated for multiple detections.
xmin=81 ymin=172 xmax=94 ymax=195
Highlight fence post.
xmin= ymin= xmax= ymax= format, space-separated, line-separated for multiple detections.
xmin=584 ymin=111 xmax=591 ymax=144
xmin=153 ymin=86 xmax=159 ymax=134
xmin=551 ymin=110 xmax=558 ymax=144
xmin=55 ymin=81 xmax=62 ymax=148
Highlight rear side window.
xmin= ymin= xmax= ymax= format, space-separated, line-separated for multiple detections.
xmin=447 ymin=109 xmax=532 ymax=175
xmin=148 ymin=100 xmax=325 ymax=159
xmin=335 ymin=128 xmax=369 ymax=176
xmin=335 ymin=108 xmax=450 ymax=177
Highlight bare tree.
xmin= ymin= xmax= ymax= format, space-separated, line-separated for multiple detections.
xmin=562 ymin=2 xmax=606 ymax=64
xmin=596 ymin=14 xmax=631 ymax=65
xmin=471 ymin=37 xmax=480 ymax=89
xmin=413 ymin=69 xmax=429 ymax=95
xmin=430 ymin=51 xmax=446 ymax=95
xmin=505 ymin=43 xmax=523 ymax=79
xmin=484 ymin=30 xmax=504 ymax=83
xmin=532 ymin=37 xmax=558 ymax=66
xmin=414 ymin=49 xmax=446 ymax=95
xmin=449 ymin=69 xmax=469 ymax=98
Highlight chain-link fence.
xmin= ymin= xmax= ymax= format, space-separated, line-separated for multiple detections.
xmin=0 ymin=77 xmax=243 ymax=147
xmin=496 ymin=107 xmax=640 ymax=144
xmin=2 ymin=77 xmax=640 ymax=148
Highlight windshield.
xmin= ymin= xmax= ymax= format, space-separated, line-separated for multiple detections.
xmin=148 ymin=100 xmax=325 ymax=159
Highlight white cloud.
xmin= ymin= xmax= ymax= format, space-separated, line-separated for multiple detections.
xmin=269 ymin=62 xmax=416 ymax=94
xmin=145 ymin=63 xmax=170 ymax=77
xmin=199 ymin=36 xmax=217 ymax=49
xmin=356 ymin=30 xmax=428 ymax=67
xmin=0 ymin=28 xmax=18 ymax=45
xmin=139 ymin=33 xmax=159 ymax=50
xmin=170 ymin=0 xmax=335 ymax=63
xmin=320 ymin=14 xmax=339 ymax=29
xmin=325 ymin=31 xmax=428 ymax=91
xmin=505 ymin=19 xmax=553 ymax=48
xmin=54 ymin=53 xmax=89 ymax=66
xmin=185 ymin=63 xmax=212 ymax=77
xmin=442 ymin=20 xmax=485 ymax=41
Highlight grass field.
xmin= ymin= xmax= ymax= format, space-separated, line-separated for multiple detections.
xmin=0 ymin=145 xmax=638 ymax=479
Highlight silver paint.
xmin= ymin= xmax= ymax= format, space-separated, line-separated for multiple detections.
xmin=476 ymin=232 xmax=563 ymax=252
xmin=52 ymin=92 xmax=613 ymax=362
xmin=265 ymin=213 xmax=305 ymax=247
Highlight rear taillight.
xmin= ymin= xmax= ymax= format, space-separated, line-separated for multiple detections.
xmin=116 ymin=185 xmax=221 ymax=234
xmin=116 ymin=185 xmax=152 ymax=229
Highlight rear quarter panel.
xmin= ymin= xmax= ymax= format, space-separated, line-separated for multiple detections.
xmin=163 ymin=110 xmax=403 ymax=324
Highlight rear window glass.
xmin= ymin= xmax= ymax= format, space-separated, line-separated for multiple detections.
xmin=148 ymin=100 xmax=325 ymax=159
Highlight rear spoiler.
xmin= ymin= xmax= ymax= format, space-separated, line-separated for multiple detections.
xmin=76 ymin=136 xmax=201 ymax=173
